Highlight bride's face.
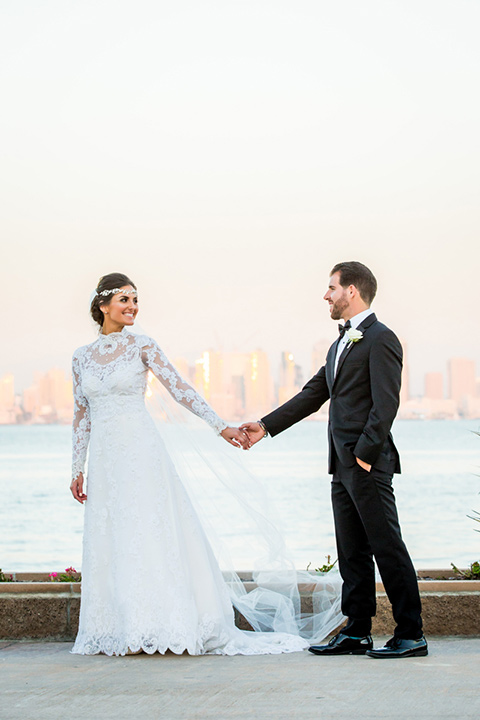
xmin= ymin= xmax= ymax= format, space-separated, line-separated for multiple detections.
xmin=102 ymin=285 xmax=139 ymax=327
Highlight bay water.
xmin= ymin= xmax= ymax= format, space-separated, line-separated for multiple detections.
xmin=1 ymin=420 xmax=479 ymax=572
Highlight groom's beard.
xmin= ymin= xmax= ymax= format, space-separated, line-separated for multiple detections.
xmin=329 ymin=295 xmax=349 ymax=321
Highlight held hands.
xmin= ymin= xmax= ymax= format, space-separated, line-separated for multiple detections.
xmin=238 ymin=422 xmax=266 ymax=447
xmin=70 ymin=472 xmax=87 ymax=504
xmin=220 ymin=427 xmax=252 ymax=450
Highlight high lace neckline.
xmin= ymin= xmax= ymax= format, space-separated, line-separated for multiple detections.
xmin=97 ymin=326 xmax=129 ymax=342
xmin=94 ymin=326 xmax=131 ymax=355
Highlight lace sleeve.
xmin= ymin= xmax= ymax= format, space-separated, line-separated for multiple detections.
xmin=141 ymin=339 xmax=228 ymax=434
xmin=72 ymin=352 xmax=91 ymax=480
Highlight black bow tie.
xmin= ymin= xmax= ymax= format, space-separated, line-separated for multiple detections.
xmin=338 ymin=321 xmax=351 ymax=338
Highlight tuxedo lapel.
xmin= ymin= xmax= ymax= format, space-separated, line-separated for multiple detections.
xmin=333 ymin=313 xmax=377 ymax=387
xmin=333 ymin=339 xmax=356 ymax=385
xmin=326 ymin=340 xmax=338 ymax=392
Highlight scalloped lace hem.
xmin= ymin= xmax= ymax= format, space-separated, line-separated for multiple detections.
xmin=71 ymin=631 xmax=309 ymax=657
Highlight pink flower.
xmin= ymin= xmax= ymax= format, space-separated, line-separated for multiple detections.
xmin=49 ymin=572 xmax=58 ymax=581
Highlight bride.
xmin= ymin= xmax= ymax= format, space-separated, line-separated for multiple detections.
xmin=70 ymin=272 xmax=342 ymax=656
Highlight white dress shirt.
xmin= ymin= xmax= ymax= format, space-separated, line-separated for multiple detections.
xmin=334 ymin=308 xmax=374 ymax=376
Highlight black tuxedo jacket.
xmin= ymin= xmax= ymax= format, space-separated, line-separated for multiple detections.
xmin=262 ymin=313 xmax=402 ymax=474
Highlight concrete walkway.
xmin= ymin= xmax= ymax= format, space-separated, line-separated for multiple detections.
xmin=1 ymin=638 xmax=479 ymax=720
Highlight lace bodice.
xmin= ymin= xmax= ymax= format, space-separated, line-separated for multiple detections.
xmin=72 ymin=328 xmax=227 ymax=480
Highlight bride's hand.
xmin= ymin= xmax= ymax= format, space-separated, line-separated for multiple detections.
xmin=220 ymin=427 xmax=251 ymax=450
xmin=70 ymin=473 xmax=87 ymax=504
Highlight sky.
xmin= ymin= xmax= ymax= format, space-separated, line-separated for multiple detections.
xmin=1 ymin=0 xmax=479 ymax=394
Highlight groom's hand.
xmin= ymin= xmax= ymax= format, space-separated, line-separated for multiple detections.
xmin=239 ymin=422 xmax=266 ymax=447
xmin=356 ymin=457 xmax=372 ymax=472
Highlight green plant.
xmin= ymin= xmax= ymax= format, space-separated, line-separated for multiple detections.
xmin=49 ymin=566 xmax=82 ymax=582
xmin=0 ymin=569 xmax=13 ymax=582
xmin=306 ymin=555 xmax=338 ymax=573
xmin=451 ymin=561 xmax=480 ymax=580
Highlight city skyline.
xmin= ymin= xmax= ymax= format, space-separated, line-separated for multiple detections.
xmin=2 ymin=343 xmax=479 ymax=425
xmin=3 ymin=316 xmax=480 ymax=399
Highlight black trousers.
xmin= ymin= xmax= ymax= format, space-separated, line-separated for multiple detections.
xmin=332 ymin=458 xmax=423 ymax=639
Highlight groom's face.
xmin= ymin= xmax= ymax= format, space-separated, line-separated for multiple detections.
xmin=324 ymin=273 xmax=350 ymax=321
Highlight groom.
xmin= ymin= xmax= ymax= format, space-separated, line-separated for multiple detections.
xmin=241 ymin=262 xmax=427 ymax=658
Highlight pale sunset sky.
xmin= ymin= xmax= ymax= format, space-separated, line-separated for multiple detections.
xmin=1 ymin=0 xmax=479 ymax=394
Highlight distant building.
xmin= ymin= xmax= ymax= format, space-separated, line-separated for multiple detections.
xmin=224 ymin=352 xmax=248 ymax=418
xmin=0 ymin=374 xmax=15 ymax=424
xmin=278 ymin=351 xmax=302 ymax=406
xmin=192 ymin=349 xmax=272 ymax=420
xmin=448 ymin=358 xmax=476 ymax=416
xmin=398 ymin=396 xmax=457 ymax=420
xmin=172 ymin=356 xmax=190 ymax=381
xmin=311 ymin=340 xmax=330 ymax=376
xmin=244 ymin=350 xmax=272 ymax=418
xmin=463 ymin=395 xmax=480 ymax=419
xmin=22 ymin=384 xmax=39 ymax=418
xmin=425 ymin=372 xmax=443 ymax=400
xmin=194 ymin=351 xmax=222 ymax=402
xmin=398 ymin=357 xmax=479 ymax=420
xmin=22 ymin=368 xmax=73 ymax=423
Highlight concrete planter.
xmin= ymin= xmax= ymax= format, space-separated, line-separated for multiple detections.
xmin=1 ymin=572 xmax=479 ymax=641
xmin=0 ymin=581 xmax=81 ymax=641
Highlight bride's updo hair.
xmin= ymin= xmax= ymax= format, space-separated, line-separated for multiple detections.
xmin=90 ymin=272 xmax=137 ymax=328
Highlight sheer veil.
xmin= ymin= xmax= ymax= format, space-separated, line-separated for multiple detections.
xmin=130 ymin=321 xmax=344 ymax=643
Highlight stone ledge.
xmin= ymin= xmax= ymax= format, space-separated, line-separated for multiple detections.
xmin=3 ymin=579 xmax=480 ymax=595
xmin=1 ymin=574 xmax=480 ymax=641
xmin=0 ymin=583 xmax=81 ymax=595
xmin=0 ymin=596 xmax=80 ymax=641
xmin=7 ymin=568 xmax=477 ymax=583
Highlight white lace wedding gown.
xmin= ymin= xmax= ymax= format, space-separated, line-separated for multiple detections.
xmin=71 ymin=327 xmax=310 ymax=656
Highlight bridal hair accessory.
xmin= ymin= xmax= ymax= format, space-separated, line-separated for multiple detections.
xmin=346 ymin=328 xmax=363 ymax=344
xmin=95 ymin=288 xmax=138 ymax=297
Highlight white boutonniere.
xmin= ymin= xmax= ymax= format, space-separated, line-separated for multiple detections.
xmin=346 ymin=328 xmax=363 ymax=346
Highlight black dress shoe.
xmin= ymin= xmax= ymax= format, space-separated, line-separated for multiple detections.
xmin=366 ymin=635 xmax=428 ymax=659
xmin=308 ymin=632 xmax=373 ymax=656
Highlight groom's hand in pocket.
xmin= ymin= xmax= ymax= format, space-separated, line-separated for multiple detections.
xmin=356 ymin=457 xmax=372 ymax=472
xmin=239 ymin=422 xmax=266 ymax=448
